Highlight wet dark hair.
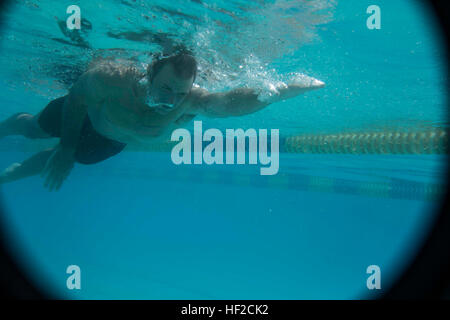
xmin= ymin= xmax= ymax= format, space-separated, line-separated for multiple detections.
xmin=147 ymin=53 xmax=197 ymax=83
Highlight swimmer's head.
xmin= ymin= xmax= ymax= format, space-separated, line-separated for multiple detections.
xmin=146 ymin=53 xmax=197 ymax=108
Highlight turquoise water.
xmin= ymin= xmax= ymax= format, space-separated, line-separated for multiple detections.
xmin=0 ymin=0 xmax=448 ymax=299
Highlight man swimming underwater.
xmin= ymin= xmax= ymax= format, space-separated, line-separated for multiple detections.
xmin=0 ymin=53 xmax=324 ymax=190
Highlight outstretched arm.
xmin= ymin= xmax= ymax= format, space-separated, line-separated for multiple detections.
xmin=40 ymin=67 xmax=117 ymax=190
xmin=40 ymin=72 xmax=95 ymax=191
xmin=189 ymin=78 xmax=325 ymax=118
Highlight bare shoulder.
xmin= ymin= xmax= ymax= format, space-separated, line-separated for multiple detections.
xmin=85 ymin=60 xmax=143 ymax=89
xmin=71 ymin=61 xmax=144 ymax=103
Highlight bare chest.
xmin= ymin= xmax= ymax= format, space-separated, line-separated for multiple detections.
xmin=87 ymin=90 xmax=142 ymax=144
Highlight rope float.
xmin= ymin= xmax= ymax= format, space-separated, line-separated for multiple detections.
xmin=130 ymin=127 xmax=449 ymax=154
xmin=283 ymin=128 xmax=448 ymax=154
xmin=106 ymin=167 xmax=445 ymax=201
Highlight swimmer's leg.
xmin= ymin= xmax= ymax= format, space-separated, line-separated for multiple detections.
xmin=0 ymin=111 xmax=51 ymax=139
xmin=0 ymin=148 xmax=55 ymax=184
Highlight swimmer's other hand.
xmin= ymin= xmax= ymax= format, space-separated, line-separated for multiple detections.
xmin=41 ymin=144 xmax=75 ymax=191
xmin=263 ymin=78 xmax=325 ymax=104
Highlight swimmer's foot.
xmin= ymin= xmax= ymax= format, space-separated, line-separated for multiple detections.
xmin=0 ymin=162 xmax=22 ymax=184
xmin=0 ymin=112 xmax=33 ymax=139
xmin=0 ymin=114 xmax=19 ymax=139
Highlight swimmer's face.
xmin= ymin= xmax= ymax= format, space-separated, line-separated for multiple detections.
xmin=148 ymin=63 xmax=194 ymax=108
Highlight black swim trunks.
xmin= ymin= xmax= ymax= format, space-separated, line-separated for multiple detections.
xmin=38 ymin=95 xmax=127 ymax=164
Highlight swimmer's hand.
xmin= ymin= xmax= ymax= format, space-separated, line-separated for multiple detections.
xmin=271 ymin=78 xmax=325 ymax=103
xmin=41 ymin=144 xmax=75 ymax=191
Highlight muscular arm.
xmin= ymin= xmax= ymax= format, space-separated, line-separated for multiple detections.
xmin=190 ymin=79 xmax=325 ymax=118
xmin=40 ymin=67 xmax=113 ymax=191
xmin=59 ymin=69 xmax=104 ymax=154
